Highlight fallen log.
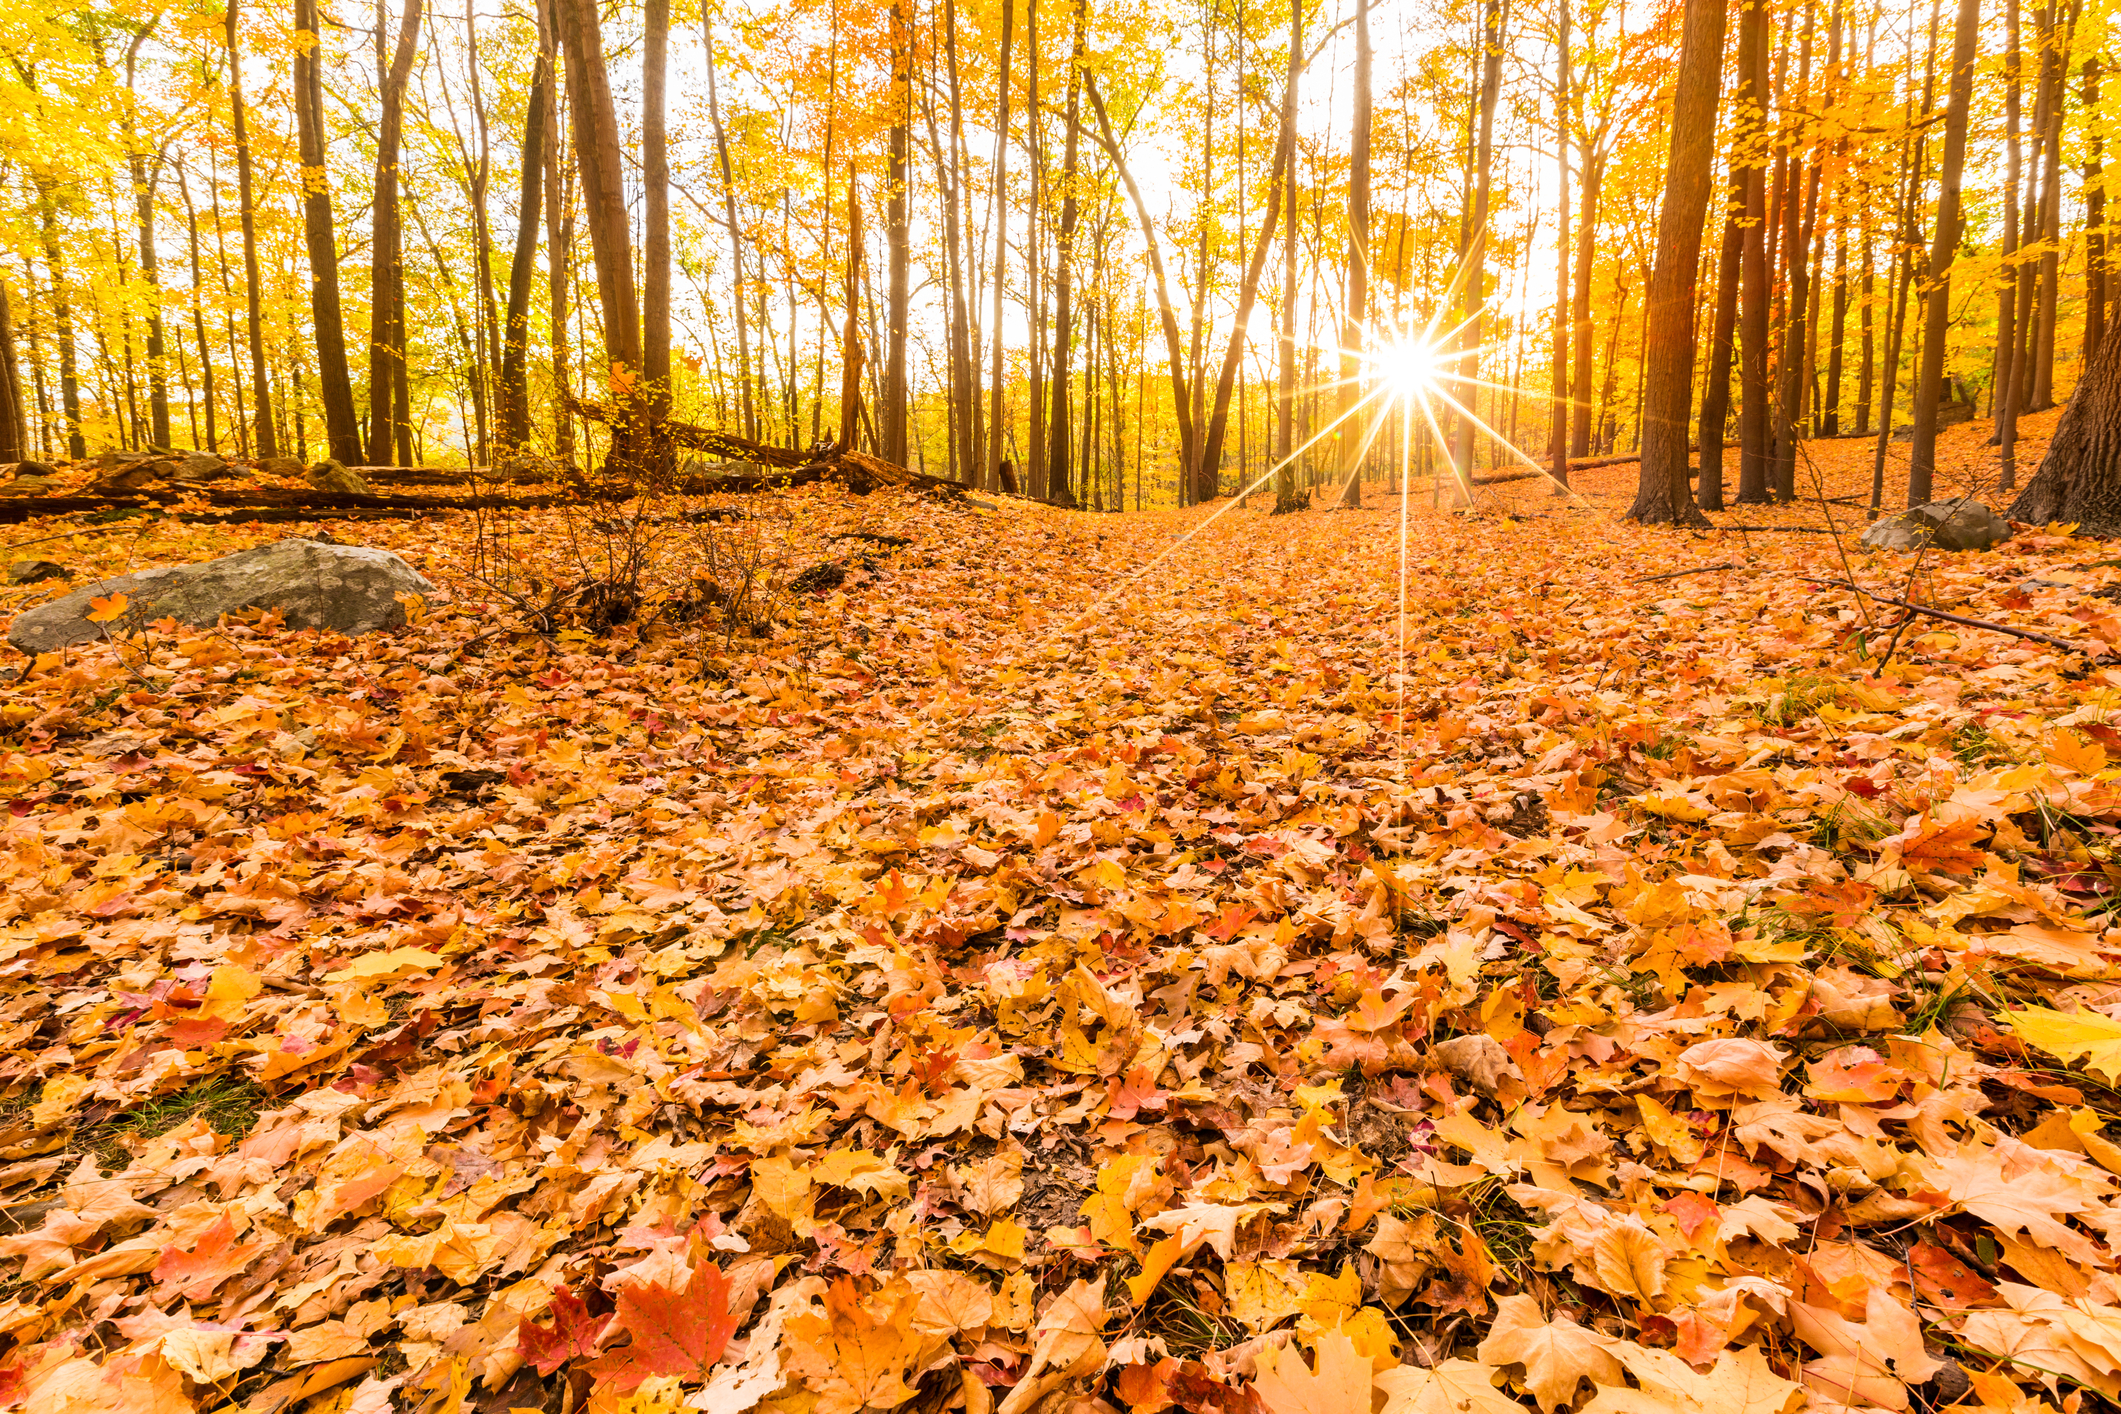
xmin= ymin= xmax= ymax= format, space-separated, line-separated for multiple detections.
xmin=560 ymin=396 xmax=970 ymax=497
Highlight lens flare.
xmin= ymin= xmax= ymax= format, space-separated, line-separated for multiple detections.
xmin=1368 ymin=337 xmax=1445 ymax=397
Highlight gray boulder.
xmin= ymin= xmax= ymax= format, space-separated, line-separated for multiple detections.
xmin=307 ymin=459 xmax=372 ymax=495
xmin=169 ymin=451 xmax=234 ymax=483
xmin=1860 ymin=497 xmax=2011 ymax=553
xmin=6 ymin=538 xmax=434 ymax=654
xmin=8 ymin=561 xmax=68 ymax=585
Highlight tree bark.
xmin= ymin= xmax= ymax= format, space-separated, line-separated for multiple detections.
xmin=545 ymin=41 xmax=573 ymax=460
xmin=1629 ymin=0 xmax=1728 ymax=525
xmin=1907 ymin=0 xmax=1979 ymax=505
xmin=1569 ymin=149 xmax=1602 ymax=461
xmin=31 ymin=179 xmax=84 ymax=460
xmin=2007 ymin=306 xmax=2121 ymax=533
xmin=702 ymin=19 xmax=755 ymax=443
xmin=225 ymin=0 xmax=275 ymax=459
xmin=555 ymin=0 xmax=643 ymax=472
xmin=1448 ymin=0 xmax=1504 ymax=502
xmin=2085 ymin=56 xmax=2106 ymax=364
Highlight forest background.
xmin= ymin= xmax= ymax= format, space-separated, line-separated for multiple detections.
xmin=0 ymin=0 xmax=2114 ymax=515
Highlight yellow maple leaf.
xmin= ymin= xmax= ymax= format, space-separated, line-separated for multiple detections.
xmin=86 ymin=592 xmax=130 ymax=623
xmin=2005 ymin=1006 xmax=2121 ymax=1084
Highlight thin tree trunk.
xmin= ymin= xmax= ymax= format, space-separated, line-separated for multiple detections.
xmin=987 ymin=0 xmax=1013 ymax=487
xmin=0 ymin=280 xmax=24 ymax=462
xmin=546 ymin=44 xmax=573 ymax=459
xmin=2031 ymin=0 xmax=2073 ymax=410
xmin=1552 ymin=0 xmax=1572 ymax=492
xmin=1087 ymin=79 xmax=1196 ymax=490
xmin=941 ymin=0 xmax=978 ymax=484
xmin=1628 ymin=0 xmax=1728 ymax=525
xmin=1907 ymin=0 xmax=1980 ymax=504
xmin=1047 ymin=0 xmax=1088 ymax=502
xmin=1448 ymin=0 xmax=1504 ymax=501
xmin=1825 ymin=210 xmax=1847 ymax=433
xmin=1274 ymin=0 xmax=1302 ymax=512
xmin=1331 ymin=0 xmax=1374 ymax=508
xmin=1997 ymin=0 xmax=2024 ymax=485
xmin=881 ymin=0 xmax=912 ymax=466
xmin=702 ymin=19 xmax=755 ymax=443
xmin=643 ymin=0 xmax=672 ymax=460
xmin=497 ymin=0 xmax=551 ymax=450
xmin=178 ymin=164 xmax=218 ymax=451
xmin=31 ymin=180 xmax=85 ymax=460
xmin=226 ymin=0 xmax=275 ymax=459
xmin=1570 ymin=150 xmax=1602 ymax=460
xmin=1735 ymin=0 xmax=1772 ymax=503
xmin=369 ymin=0 xmax=421 ymax=465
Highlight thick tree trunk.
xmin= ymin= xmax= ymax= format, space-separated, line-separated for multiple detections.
xmin=555 ymin=0 xmax=643 ymax=473
xmin=369 ymin=0 xmax=421 ymax=466
xmin=2085 ymin=57 xmax=2105 ymax=364
xmin=1907 ymin=0 xmax=1979 ymax=504
xmin=292 ymin=0 xmax=361 ymax=463
xmin=497 ymin=3 xmax=550 ymax=450
xmin=1448 ymin=0 xmax=1504 ymax=501
xmin=545 ymin=47 xmax=573 ymax=459
xmin=2007 ymin=313 xmax=2121 ymax=532
xmin=226 ymin=0 xmax=275 ymax=459
xmin=1629 ymin=0 xmax=1728 ymax=526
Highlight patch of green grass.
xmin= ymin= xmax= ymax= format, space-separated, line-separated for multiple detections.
xmin=80 ymin=1076 xmax=264 ymax=1167
xmin=1463 ymin=1178 xmax=1537 ymax=1288
xmin=1809 ymin=799 xmax=1895 ymax=854
xmin=1949 ymin=721 xmax=2009 ymax=767
xmin=1743 ymin=674 xmax=1838 ymax=729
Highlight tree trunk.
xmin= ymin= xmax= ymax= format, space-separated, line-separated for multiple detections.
xmin=1274 ymin=0 xmax=1302 ymax=512
xmin=497 ymin=0 xmax=550 ymax=450
xmin=546 ymin=43 xmax=573 ymax=459
xmin=177 ymin=164 xmax=218 ymax=451
xmin=987 ymin=0 xmax=1013 ymax=487
xmin=292 ymin=0 xmax=361 ymax=462
xmin=1330 ymin=0 xmax=1374 ymax=508
xmin=122 ymin=27 xmax=172 ymax=451
xmin=0 ymin=280 xmax=24 ymax=462
xmin=642 ymin=0 xmax=672 ymax=460
xmin=1734 ymin=0 xmax=1771 ymax=503
xmin=2084 ymin=56 xmax=2105 ymax=365
xmin=226 ymin=0 xmax=275 ymax=459
xmin=1448 ymin=0 xmax=1504 ymax=501
xmin=1048 ymin=0 xmax=1087 ymax=503
xmin=940 ymin=0 xmax=978 ymax=485
xmin=369 ymin=0 xmax=421 ymax=466
xmin=702 ymin=20 xmax=755 ymax=443
xmin=1907 ymin=0 xmax=1979 ymax=504
xmin=2007 ymin=310 xmax=2121 ymax=532
xmin=1551 ymin=0 xmax=1572 ymax=493
xmin=1629 ymin=0 xmax=1728 ymax=525
xmin=1087 ymin=78 xmax=1196 ymax=492
xmin=2031 ymin=0 xmax=2072 ymax=411
xmin=1569 ymin=150 xmax=1602 ymax=461
xmin=880 ymin=0 xmax=912 ymax=467
xmin=555 ymin=0 xmax=643 ymax=472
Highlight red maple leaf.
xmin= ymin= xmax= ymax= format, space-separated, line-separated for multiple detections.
xmin=153 ymin=1215 xmax=274 ymax=1300
xmin=586 ymin=1261 xmax=737 ymax=1390
xmin=518 ymin=1285 xmax=606 ymax=1375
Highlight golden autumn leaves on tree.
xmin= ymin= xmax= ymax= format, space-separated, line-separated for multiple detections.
xmin=9 ymin=0 xmax=2121 ymax=1408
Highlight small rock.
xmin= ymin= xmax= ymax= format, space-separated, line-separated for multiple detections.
xmin=307 ymin=459 xmax=373 ymax=495
xmin=1860 ymin=497 xmax=2010 ymax=553
xmin=87 ymin=462 xmax=166 ymax=494
xmin=6 ymin=537 xmax=435 ymax=655
xmin=8 ymin=461 xmax=56 ymax=481
xmin=7 ymin=561 xmax=68 ymax=585
xmin=255 ymin=456 xmax=306 ymax=479
xmin=168 ymin=451 xmax=233 ymax=483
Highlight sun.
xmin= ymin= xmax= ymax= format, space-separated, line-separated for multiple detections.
xmin=1367 ymin=336 xmax=1445 ymax=398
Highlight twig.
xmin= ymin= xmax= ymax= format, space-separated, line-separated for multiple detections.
xmin=1802 ymin=577 xmax=2102 ymax=659
xmin=1632 ymin=562 xmax=1740 ymax=584
xmin=0 ymin=521 xmax=131 ymax=556
xmin=1799 ymin=441 xmax=1874 ymax=635
xmin=1711 ymin=525 xmax=1840 ymax=535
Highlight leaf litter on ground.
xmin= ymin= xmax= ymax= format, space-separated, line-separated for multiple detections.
xmin=1 ymin=410 xmax=2120 ymax=1414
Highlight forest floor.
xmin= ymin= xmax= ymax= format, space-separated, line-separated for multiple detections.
xmin=5 ymin=407 xmax=2121 ymax=1414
